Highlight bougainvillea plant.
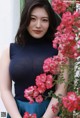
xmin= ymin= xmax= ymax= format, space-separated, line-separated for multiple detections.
xmin=23 ymin=0 xmax=80 ymax=118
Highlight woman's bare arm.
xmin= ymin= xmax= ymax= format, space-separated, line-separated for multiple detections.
xmin=0 ymin=48 xmax=22 ymax=118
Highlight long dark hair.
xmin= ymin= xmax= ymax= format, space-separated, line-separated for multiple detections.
xmin=15 ymin=0 xmax=61 ymax=44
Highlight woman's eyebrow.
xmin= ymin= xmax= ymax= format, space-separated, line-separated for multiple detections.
xmin=31 ymin=15 xmax=49 ymax=19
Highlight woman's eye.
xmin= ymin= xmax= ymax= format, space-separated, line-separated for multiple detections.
xmin=31 ymin=17 xmax=36 ymax=21
xmin=43 ymin=19 xmax=49 ymax=22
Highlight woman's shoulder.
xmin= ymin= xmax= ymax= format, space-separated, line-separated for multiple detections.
xmin=10 ymin=42 xmax=19 ymax=47
xmin=0 ymin=43 xmax=18 ymax=61
xmin=10 ymin=42 xmax=23 ymax=52
xmin=0 ymin=46 xmax=10 ymax=64
xmin=10 ymin=42 xmax=24 ymax=49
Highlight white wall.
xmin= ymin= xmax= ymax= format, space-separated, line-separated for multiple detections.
xmin=0 ymin=0 xmax=20 ymax=54
xmin=0 ymin=0 xmax=20 ymax=116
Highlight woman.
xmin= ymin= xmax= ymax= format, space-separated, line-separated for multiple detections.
xmin=0 ymin=0 xmax=67 ymax=118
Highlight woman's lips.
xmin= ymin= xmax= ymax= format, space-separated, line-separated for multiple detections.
xmin=33 ymin=30 xmax=42 ymax=34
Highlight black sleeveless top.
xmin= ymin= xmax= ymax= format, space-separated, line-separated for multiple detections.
xmin=9 ymin=37 xmax=58 ymax=101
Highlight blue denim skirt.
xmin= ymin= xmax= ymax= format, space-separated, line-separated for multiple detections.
xmin=7 ymin=99 xmax=50 ymax=118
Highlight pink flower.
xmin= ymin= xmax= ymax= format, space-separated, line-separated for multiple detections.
xmin=32 ymin=87 xmax=39 ymax=98
xmin=52 ymin=10 xmax=80 ymax=60
xmin=43 ymin=56 xmax=60 ymax=74
xmin=23 ymin=112 xmax=29 ymax=118
xmin=35 ymin=73 xmax=54 ymax=93
xmin=37 ymin=83 xmax=46 ymax=93
xmin=51 ymin=0 xmax=70 ymax=14
xmin=62 ymin=92 xmax=79 ymax=112
xmin=77 ymin=96 xmax=80 ymax=110
xmin=24 ymin=86 xmax=34 ymax=103
xmin=35 ymin=73 xmax=47 ymax=86
xmin=23 ymin=112 xmax=37 ymax=118
xmin=46 ymin=75 xmax=53 ymax=89
xmin=62 ymin=11 xmax=74 ymax=26
xmin=35 ymin=95 xmax=43 ymax=103
xmin=24 ymin=86 xmax=39 ymax=103
xmin=24 ymin=86 xmax=34 ymax=96
xmin=77 ymin=40 xmax=80 ymax=45
xmin=24 ymin=96 xmax=34 ymax=104
xmin=24 ymin=73 xmax=55 ymax=103
xmin=31 ymin=114 xmax=37 ymax=118
xmin=52 ymin=103 xmax=59 ymax=113
xmin=43 ymin=57 xmax=52 ymax=73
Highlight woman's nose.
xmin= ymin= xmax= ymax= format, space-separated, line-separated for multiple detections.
xmin=36 ymin=20 xmax=41 ymax=28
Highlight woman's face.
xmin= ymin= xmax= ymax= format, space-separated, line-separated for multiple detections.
xmin=27 ymin=7 xmax=49 ymax=39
